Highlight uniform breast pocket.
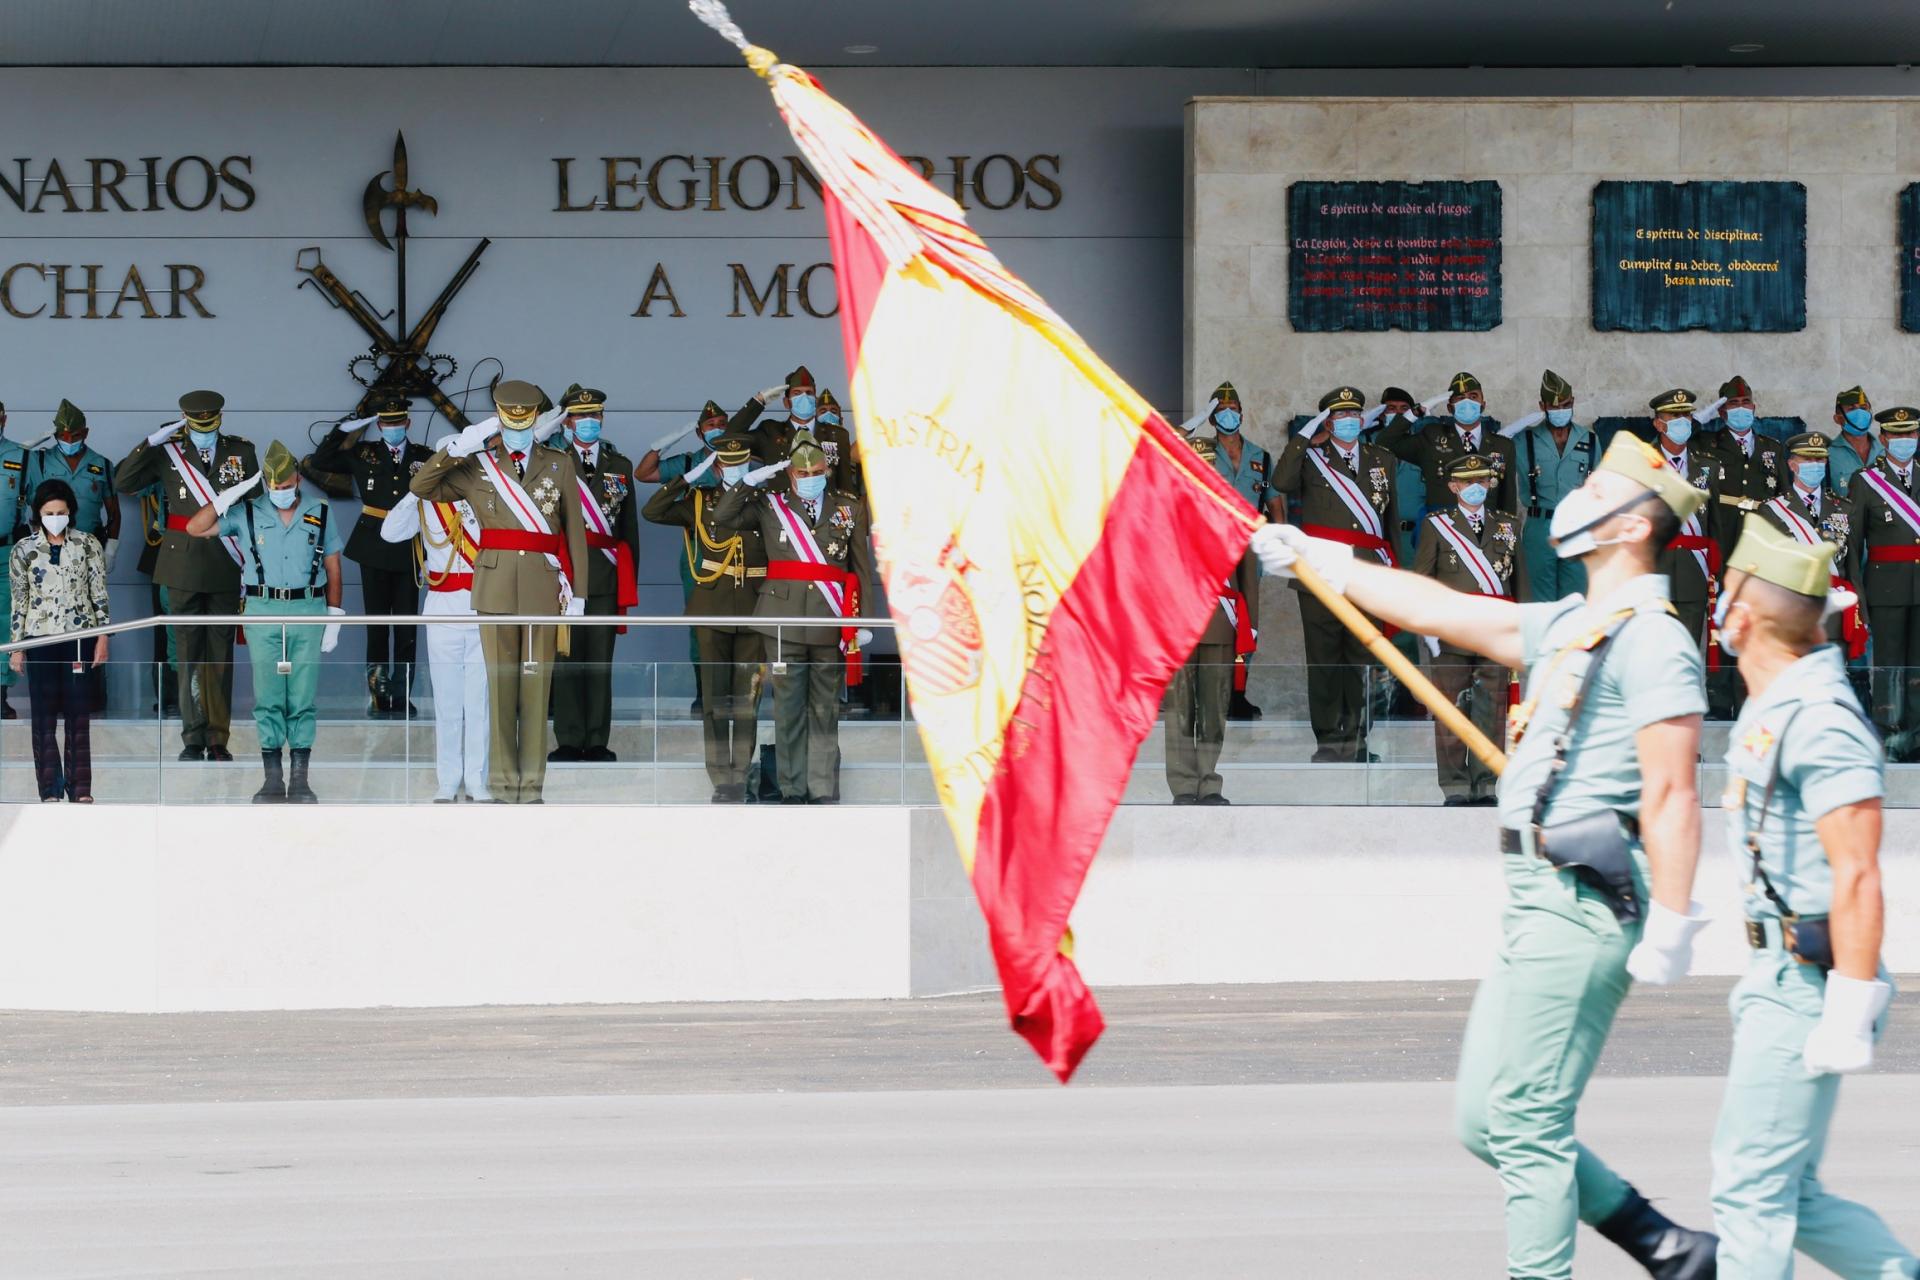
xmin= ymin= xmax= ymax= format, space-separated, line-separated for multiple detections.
xmin=475 ymin=548 xmax=503 ymax=572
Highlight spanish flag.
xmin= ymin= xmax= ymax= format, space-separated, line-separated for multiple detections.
xmin=705 ymin=12 xmax=1260 ymax=1081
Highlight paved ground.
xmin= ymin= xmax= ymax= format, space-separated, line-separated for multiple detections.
xmin=5 ymin=981 xmax=1918 ymax=1277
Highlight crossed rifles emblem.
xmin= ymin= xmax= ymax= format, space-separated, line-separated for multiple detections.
xmin=296 ymin=132 xmax=491 ymax=429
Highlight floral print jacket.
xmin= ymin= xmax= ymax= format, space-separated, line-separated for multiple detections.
xmin=10 ymin=531 xmax=109 ymax=641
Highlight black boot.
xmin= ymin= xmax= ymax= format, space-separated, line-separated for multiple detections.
xmin=252 ymin=750 xmax=285 ymax=804
xmin=755 ymin=745 xmax=781 ymax=803
xmin=286 ymin=749 xmax=318 ymax=803
xmin=1595 ymin=1189 xmax=1716 ymax=1279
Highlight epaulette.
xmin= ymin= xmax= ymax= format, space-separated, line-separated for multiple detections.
xmin=302 ymin=511 xmax=325 ymax=528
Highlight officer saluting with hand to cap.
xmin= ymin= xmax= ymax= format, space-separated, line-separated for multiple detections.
xmin=1252 ymin=434 xmax=1719 ymax=1280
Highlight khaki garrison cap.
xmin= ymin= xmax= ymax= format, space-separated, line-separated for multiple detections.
xmin=1727 ymin=520 xmax=1835 ymax=599
xmin=52 ymin=399 xmax=85 ymax=434
xmin=262 ymin=441 xmax=298 ymax=486
xmin=1874 ymin=406 xmax=1920 ymax=433
xmin=1597 ymin=433 xmax=1707 ymax=522
xmin=790 ymin=430 xmax=826 ymax=469
xmin=1539 ymin=369 xmax=1574 ymax=407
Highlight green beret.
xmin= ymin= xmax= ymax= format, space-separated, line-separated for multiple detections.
xmin=1318 ymin=386 xmax=1364 ymax=413
xmin=263 ymin=441 xmax=298 ymax=486
xmin=52 ymin=399 xmax=86 ymax=434
xmin=1539 ymin=369 xmax=1573 ymax=407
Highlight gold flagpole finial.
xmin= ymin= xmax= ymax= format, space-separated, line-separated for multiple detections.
xmin=688 ymin=0 xmax=780 ymax=78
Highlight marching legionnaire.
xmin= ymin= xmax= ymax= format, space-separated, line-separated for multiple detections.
xmin=1271 ymin=387 xmax=1399 ymax=762
xmin=1754 ymin=434 xmax=1867 ymax=660
xmin=1827 ymin=385 xmax=1882 ymax=499
xmin=381 ymin=493 xmax=490 ymax=803
xmin=27 ymin=400 xmax=120 ymax=553
xmin=1700 ymin=374 xmax=1788 ymax=507
xmin=1708 ymin=522 xmax=1918 ymax=1279
xmin=0 ymin=400 xmax=28 ymax=718
xmin=410 ymin=379 xmax=587 ymax=805
xmin=1253 ymin=432 xmax=1719 ymax=1280
xmin=712 ymin=433 xmax=874 ymax=804
xmin=186 ymin=442 xmax=344 ymax=804
xmin=1413 ymin=454 xmax=1520 ymax=806
xmin=643 ymin=433 xmax=769 ymax=802
xmin=1847 ymin=405 xmax=1920 ymax=758
xmin=1648 ymin=388 xmax=1735 ymax=663
xmin=549 ymin=385 xmax=640 ymax=764
xmin=814 ymin=389 xmax=864 ymax=499
xmin=113 ymin=390 xmax=258 ymax=761
xmin=1164 ymin=436 xmax=1258 ymax=804
xmin=311 ymin=393 xmax=432 ymax=718
xmin=1514 ymin=370 xmax=1595 ymax=603
xmin=1379 ymin=370 xmax=1517 ymax=514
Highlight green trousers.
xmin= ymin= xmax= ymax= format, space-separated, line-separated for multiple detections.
xmin=1520 ymin=519 xmax=1586 ymax=604
xmin=1710 ymin=952 xmax=1916 ymax=1279
xmin=1164 ymin=643 xmax=1231 ymax=800
xmin=771 ymin=642 xmax=841 ymax=801
xmin=241 ymin=597 xmax=326 ymax=751
xmin=1429 ymin=649 xmax=1506 ymax=802
xmin=1455 ymin=851 xmax=1642 ymax=1279
xmin=551 ymin=592 xmax=616 ymax=751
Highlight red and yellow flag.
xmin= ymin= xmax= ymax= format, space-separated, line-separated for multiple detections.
xmin=701 ymin=8 xmax=1259 ymax=1081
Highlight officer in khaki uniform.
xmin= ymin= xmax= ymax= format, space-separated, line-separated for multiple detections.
xmin=410 ymin=380 xmax=587 ymax=804
xmin=548 ymin=385 xmax=640 ymax=763
xmin=814 ymin=389 xmax=864 ymax=499
xmin=114 ymin=390 xmax=258 ymax=760
xmin=713 ymin=433 xmax=874 ymax=804
xmin=1380 ymin=370 xmax=1517 ymax=513
xmin=1751 ymin=434 xmax=1865 ymax=656
xmin=1271 ymin=386 xmax=1398 ymax=762
xmin=1846 ymin=405 xmax=1920 ymax=757
xmin=1164 ymin=435 xmax=1258 ymax=805
xmin=644 ymin=434 xmax=769 ymax=801
xmin=1709 ymin=521 xmax=1918 ymax=1279
xmin=1413 ymin=454 xmax=1521 ymax=807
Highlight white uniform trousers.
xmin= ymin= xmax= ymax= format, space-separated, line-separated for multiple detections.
xmin=425 ymin=587 xmax=490 ymax=801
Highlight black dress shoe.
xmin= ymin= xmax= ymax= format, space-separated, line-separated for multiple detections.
xmin=548 ymin=745 xmax=582 ymax=763
xmin=1198 ymin=794 xmax=1231 ymax=806
xmin=177 ymin=745 xmax=206 ymax=762
xmin=780 ymin=796 xmax=809 ymax=805
xmin=206 ymin=745 xmax=233 ymax=762
xmin=583 ymin=746 xmax=617 ymax=763
xmin=0 ymin=696 xmax=15 ymax=721
xmin=1172 ymin=794 xmax=1199 ymax=805
xmin=1443 ymin=796 xmax=1470 ymax=806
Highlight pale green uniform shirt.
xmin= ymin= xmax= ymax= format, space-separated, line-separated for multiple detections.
xmin=217 ymin=492 xmax=344 ymax=590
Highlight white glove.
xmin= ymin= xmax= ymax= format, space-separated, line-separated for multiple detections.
xmin=759 ymin=382 xmax=788 ymax=402
xmin=854 ymin=628 xmax=874 ymax=647
xmin=146 ymin=418 xmax=187 ymax=447
xmin=1422 ymin=635 xmax=1441 ymax=658
xmin=103 ymin=538 xmax=118 ymax=570
xmin=1692 ymin=395 xmax=1729 ymax=424
xmin=320 ymin=605 xmax=344 ymax=655
xmin=1248 ymin=524 xmax=1354 ymax=594
xmin=1803 ymin=973 xmax=1892 ymax=1077
xmin=531 ymin=406 xmax=568 ymax=444
xmin=744 ymin=459 xmax=789 ymax=487
xmin=210 ymin=472 xmax=262 ymax=515
xmin=1823 ymin=587 xmax=1859 ymax=623
xmin=1361 ymin=403 xmax=1390 ymax=428
xmin=336 ymin=414 xmax=378 ymax=435
xmin=1422 ymin=390 xmax=1452 ymax=413
xmin=650 ymin=420 xmax=698 ymax=453
xmin=683 ymin=450 xmax=719 ymax=485
xmin=1625 ymin=900 xmax=1713 ymax=985
xmin=1500 ymin=409 xmax=1546 ymax=438
xmin=1299 ymin=408 xmax=1331 ymax=438
xmin=1178 ymin=398 xmax=1221 ymax=435
xmin=565 ymin=596 xmax=586 ymax=618
xmin=444 ymin=417 xmax=498 ymax=459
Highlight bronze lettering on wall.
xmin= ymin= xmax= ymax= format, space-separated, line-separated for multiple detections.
xmin=0 ymin=262 xmax=212 ymax=318
xmin=556 ymin=152 xmax=1062 ymax=212
xmin=636 ymin=261 xmax=840 ymax=320
xmin=0 ymin=157 xmax=255 ymax=214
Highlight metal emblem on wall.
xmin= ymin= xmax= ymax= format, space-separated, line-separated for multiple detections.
xmin=295 ymin=132 xmax=491 ymax=426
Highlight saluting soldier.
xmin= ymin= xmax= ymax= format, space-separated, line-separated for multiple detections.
xmin=186 ymin=442 xmax=344 ymax=804
xmin=1752 ymin=433 xmax=1866 ymax=658
xmin=310 ymin=394 xmax=431 ymax=718
xmin=1513 ymin=370 xmax=1596 ymax=603
xmin=1379 ymin=370 xmax=1517 ymax=514
xmin=712 ymin=433 xmax=874 ymax=804
xmin=1366 ymin=384 xmax=1431 ymax=563
xmin=1412 ymin=454 xmax=1520 ymax=807
xmin=123 ymin=461 xmax=179 ymax=719
xmin=643 ymin=434 xmax=769 ymax=802
xmin=1827 ymin=385 xmax=1882 ymax=499
xmin=0 ymin=399 xmax=29 ymax=719
xmin=1197 ymin=380 xmax=1272 ymax=721
xmin=746 ymin=366 xmax=824 ymax=469
xmin=1846 ymin=405 xmax=1920 ymax=758
xmin=1163 ymin=436 xmax=1258 ymax=805
xmin=1255 ymin=433 xmax=1719 ymax=1280
xmin=1709 ymin=521 xmax=1918 ymax=1278
xmin=548 ymin=385 xmax=639 ymax=764
xmin=26 ymin=400 xmax=120 ymax=556
xmin=814 ymin=389 xmax=864 ymax=499
xmin=410 ymin=379 xmax=587 ymax=804
xmin=1271 ymin=387 xmax=1398 ymax=763
xmin=1698 ymin=375 xmax=1787 ymax=507
xmin=113 ymin=390 xmax=258 ymax=761
xmin=1647 ymin=387 xmax=1735 ymax=663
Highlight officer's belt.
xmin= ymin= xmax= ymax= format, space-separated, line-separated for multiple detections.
xmin=1868 ymin=545 xmax=1920 ymax=562
xmin=1718 ymin=494 xmax=1761 ymax=512
xmin=360 ymin=504 xmax=391 ymax=519
xmin=428 ymin=573 xmax=474 ymax=593
xmin=1526 ymin=505 xmax=1554 ymax=518
xmin=244 ymin=585 xmax=326 ymax=601
xmin=1499 ymin=816 xmax=1639 ymax=856
xmin=165 ymin=515 xmax=192 ymax=532
xmin=1744 ymin=916 xmax=1831 ymax=962
xmin=701 ymin=559 xmax=766 ymax=577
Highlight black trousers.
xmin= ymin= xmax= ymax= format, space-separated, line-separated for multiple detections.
xmin=1869 ymin=603 xmax=1920 ymax=738
xmin=361 ymin=565 xmax=419 ymax=674
xmin=1299 ymin=591 xmax=1373 ymax=761
xmin=170 ymin=589 xmax=238 ymax=749
xmin=25 ymin=638 xmax=91 ymax=800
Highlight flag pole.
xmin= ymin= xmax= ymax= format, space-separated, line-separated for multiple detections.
xmin=1288 ymin=558 xmax=1508 ymax=774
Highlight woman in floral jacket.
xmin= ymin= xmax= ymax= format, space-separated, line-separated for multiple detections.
xmin=10 ymin=479 xmax=110 ymax=802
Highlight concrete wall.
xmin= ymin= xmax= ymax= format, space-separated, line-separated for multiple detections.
xmin=6 ymin=803 xmax=1917 ymax=1012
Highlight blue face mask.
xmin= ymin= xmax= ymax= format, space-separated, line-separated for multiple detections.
xmin=1724 ymin=406 xmax=1756 ymax=431
xmin=721 ymin=465 xmax=748 ymax=487
xmin=1330 ymin=416 xmax=1364 ymax=444
xmin=1452 ymin=400 xmax=1483 ymax=426
xmin=1663 ymin=419 xmax=1693 ymax=447
xmin=702 ymin=424 xmax=725 ymax=444
xmin=1796 ymin=461 xmax=1828 ymax=488
xmin=1546 ymin=408 xmax=1573 ymax=428
xmin=572 ymin=418 xmax=602 ymax=445
xmin=1458 ymin=482 xmax=1488 ymax=507
xmin=1889 ymin=438 xmax=1918 ymax=463
xmin=1213 ymin=408 xmax=1242 ymax=434
xmin=789 ymin=393 xmax=817 ymax=420
xmin=380 ymin=426 xmax=408 ymax=448
xmin=819 ymin=412 xmax=842 ymax=428
xmin=56 ymin=438 xmax=85 ymax=457
xmin=500 ymin=426 xmax=534 ymax=453
xmin=189 ymin=428 xmax=219 ymax=451
xmin=1844 ymin=407 xmax=1874 ymax=435
xmin=794 ymin=474 xmax=828 ymax=502
xmin=268 ymin=485 xmax=299 ymax=510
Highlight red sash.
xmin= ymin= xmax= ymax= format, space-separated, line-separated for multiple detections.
xmin=1222 ymin=587 xmax=1256 ymax=691
xmin=766 ymin=560 xmax=864 ymax=685
xmin=429 ymin=572 xmax=474 ymax=594
xmin=1666 ymin=534 xmax=1724 ymax=671
xmin=479 ymin=528 xmax=575 ymax=586
xmin=1868 ymin=545 xmax=1920 ymax=563
xmin=1829 ymin=575 xmax=1869 ymax=660
xmin=584 ymin=531 xmax=639 ymax=610
xmin=1300 ymin=523 xmax=1399 ymax=637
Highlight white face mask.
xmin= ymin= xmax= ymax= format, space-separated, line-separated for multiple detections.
xmin=1711 ymin=591 xmax=1746 ymax=657
xmin=40 ymin=512 xmax=69 ymax=536
xmin=1547 ymin=488 xmax=1650 ymax=561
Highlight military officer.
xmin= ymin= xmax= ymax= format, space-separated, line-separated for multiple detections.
xmin=1699 ymin=375 xmax=1788 ymax=509
xmin=410 ymin=379 xmax=587 ymax=804
xmin=1827 ymin=386 xmax=1883 ymax=499
xmin=0 ymin=400 xmax=28 ymax=718
xmin=712 ymin=433 xmax=874 ymax=804
xmin=27 ymin=400 xmax=120 ymax=555
xmin=113 ymin=390 xmax=258 ymax=761
xmin=381 ymin=492 xmax=490 ymax=803
xmin=1513 ymin=370 xmax=1596 ymax=603
xmin=1255 ymin=433 xmax=1719 ymax=1280
xmin=310 ymin=393 xmax=431 ymax=717
xmin=643 ymin=434 xmax=769 ymax=802
xmin=814 ymin=389 xmax=864 ymax=499
xmin=186 ymin=442 xmax=344 ymax=803
xmin=1708 ymin=522 xmax=1918 ymax=1279
xmin=1752 ymin=434 xmax=1865 ymax=658
xmin=1846 ymin=406 xmax=1920 ymax=758
xmin=747 ymin=365 xmax=824 ymax=468
xmin=1413 ymin=454 xmax=1520 ymax=806
xmin=549 ymin=385 xmax=640 ymax=764
xmin=1379 ymin=370 xmax=1517 ymax=514
xmin=1647 ymin=387 xmax=1735 ymax=664
xmin=1271 ymin=387 xmax=1399 ymax=762
xmin=1194 ymin=380 xmax=1271 ymax=719
xmin=1365 ymin=384 xmax=1430 ymax=564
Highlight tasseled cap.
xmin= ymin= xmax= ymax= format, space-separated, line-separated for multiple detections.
xmin=1212 ymin=380 xmax=1240 ymax=407
xmin=789 ymin=430 xmax=826 ymax=468
xmin=1727 ymin=520 xmax=1835 ymax=599
xmin=1539 ymin=369 xmax=1573 ymax=407
xmin=1448 ymin=372 xmax=1481 ymax=396
xmin=262 ymin=441 xmax=298 ymax=486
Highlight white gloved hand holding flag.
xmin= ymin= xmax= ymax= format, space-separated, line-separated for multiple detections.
xmin=1249 ymin=523 xmax=1354 ymax=594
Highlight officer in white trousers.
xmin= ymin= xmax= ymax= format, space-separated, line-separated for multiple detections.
xmin=381 ymin=494 xmax=490 ymax=802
